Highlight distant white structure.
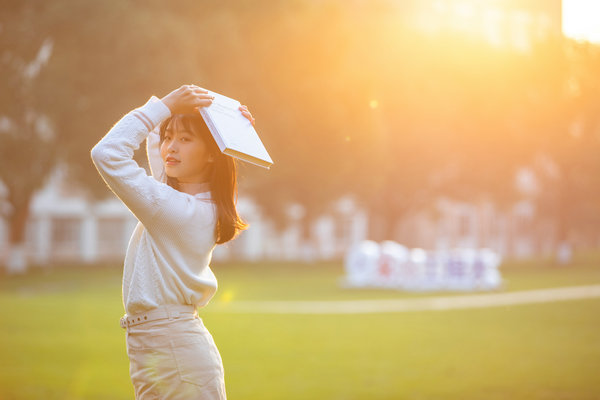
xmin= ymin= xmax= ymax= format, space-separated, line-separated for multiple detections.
xmin=0 ymin=165 xmax=563 ymax=270
xmin=343 ymin=241 xmax=503 ymax=291
xmin=0 ymin=168 xmax=369 ymax=268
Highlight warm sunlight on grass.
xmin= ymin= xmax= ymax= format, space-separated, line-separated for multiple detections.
xmin=1 ymin=260 xmax=599 ymax=399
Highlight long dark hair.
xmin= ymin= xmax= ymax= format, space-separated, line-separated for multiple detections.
xmin=158 ymin=113 xmax=247 ymax=244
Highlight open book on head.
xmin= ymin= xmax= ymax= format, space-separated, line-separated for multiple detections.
xmin=198 ymin=89 xmax=273 ymax=169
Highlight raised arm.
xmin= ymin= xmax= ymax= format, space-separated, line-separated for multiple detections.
xmin=147 ymin=126 xmax=166 ymax=183
xmin=145 ymin=87 xmax=255 ymax=185
xmin=147 ymin=85 xmax=217 ymax=183
xmin=91 ymin=85 xmax=257 ymax=227
xmin=91 ymin=96 xmax=173 ymax=224
xmin=91 ymin=86 xmax=215 ymax=225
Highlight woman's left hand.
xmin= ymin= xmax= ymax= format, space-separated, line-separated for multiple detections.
xmin=239 ymin=105 xmax=256 ymax=126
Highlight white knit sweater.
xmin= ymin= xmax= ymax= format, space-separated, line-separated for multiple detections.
xmin=91 ymin=96 xmax=218 ymax=315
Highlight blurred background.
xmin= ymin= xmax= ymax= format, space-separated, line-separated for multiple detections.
xmin=1 ymin=2 xmax=600 ymax=399
xmin=1 ymin=0 xmax=600 ymax=272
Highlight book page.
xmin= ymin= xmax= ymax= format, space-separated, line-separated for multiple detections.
xmin=209 ymin=102 xmax=238 ymax=120
xmin=205 ymin=91 xmax=272 ymax=162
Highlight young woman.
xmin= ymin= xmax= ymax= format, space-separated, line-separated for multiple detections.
xmin=91 ymin=84 xmax=254 ymax=399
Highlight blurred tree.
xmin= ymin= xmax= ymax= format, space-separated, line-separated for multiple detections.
xmin=526 ymin=40 xmax=600 ymax=262
xmin=2 ymin=0 xmax=600 ymax=268
xmin=220 ymin=1 xmax=378 ymax=245
xmin=0 ymin=0 xmax=205 ymax=271
xmin=0 ymin=2 xmax=55 ymax=272
xmin=345 ymin=28 xmax=536 ymax=241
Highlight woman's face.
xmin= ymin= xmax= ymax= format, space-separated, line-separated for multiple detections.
xmin=160 ymin=119 xmax=212 ymax=183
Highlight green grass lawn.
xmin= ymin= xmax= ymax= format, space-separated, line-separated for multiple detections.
xmin=1 ymin=255 xmax=599 ymax=399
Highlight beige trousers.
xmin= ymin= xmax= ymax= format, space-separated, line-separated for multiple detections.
xmin=124 ymin=309 xmax=226 ymax=399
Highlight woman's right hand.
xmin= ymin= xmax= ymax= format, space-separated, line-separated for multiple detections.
xmin=160 ymin=85 xmax=214 ymax=115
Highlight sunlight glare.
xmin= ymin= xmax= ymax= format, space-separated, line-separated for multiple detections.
xmin=563 ymin=0 xmax=600 ymax=43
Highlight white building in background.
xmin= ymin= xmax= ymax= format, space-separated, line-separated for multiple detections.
xmin=0 ymin=167 xmax=370 ymax=267
xmin=0 ymin=164 xmax=553 ymax=270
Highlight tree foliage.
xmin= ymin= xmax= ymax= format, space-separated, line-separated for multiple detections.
xmin=2 ymin=0 xmax=600 ymax=268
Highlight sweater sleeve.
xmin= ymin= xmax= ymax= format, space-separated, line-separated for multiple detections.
xmin=147 ymin=126 xmax=167 ymax=183
xmin=91 ymin=96 xmax=174 ymax=224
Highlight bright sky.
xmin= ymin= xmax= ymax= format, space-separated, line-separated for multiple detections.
xmin=562 ymin=0 xmax=600 ymax=43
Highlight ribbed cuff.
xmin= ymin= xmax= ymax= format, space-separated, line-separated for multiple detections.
xmin=132 ymin=96 xmax=172 ymax=132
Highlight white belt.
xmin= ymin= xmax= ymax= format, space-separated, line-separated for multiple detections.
xmin=119 ymin=305 xmax=196 ymax=329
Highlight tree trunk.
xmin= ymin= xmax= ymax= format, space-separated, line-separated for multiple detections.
xmin=555 ymin=174 xmax=572 ymax=266
xmin=299 ymin=208 xmax=317 ymax=262
xmin=6 ymin=195 xmax=32 ymax=274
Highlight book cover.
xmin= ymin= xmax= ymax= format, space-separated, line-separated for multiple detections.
xmin=198 ymin=90 xmax=273 ymax=169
